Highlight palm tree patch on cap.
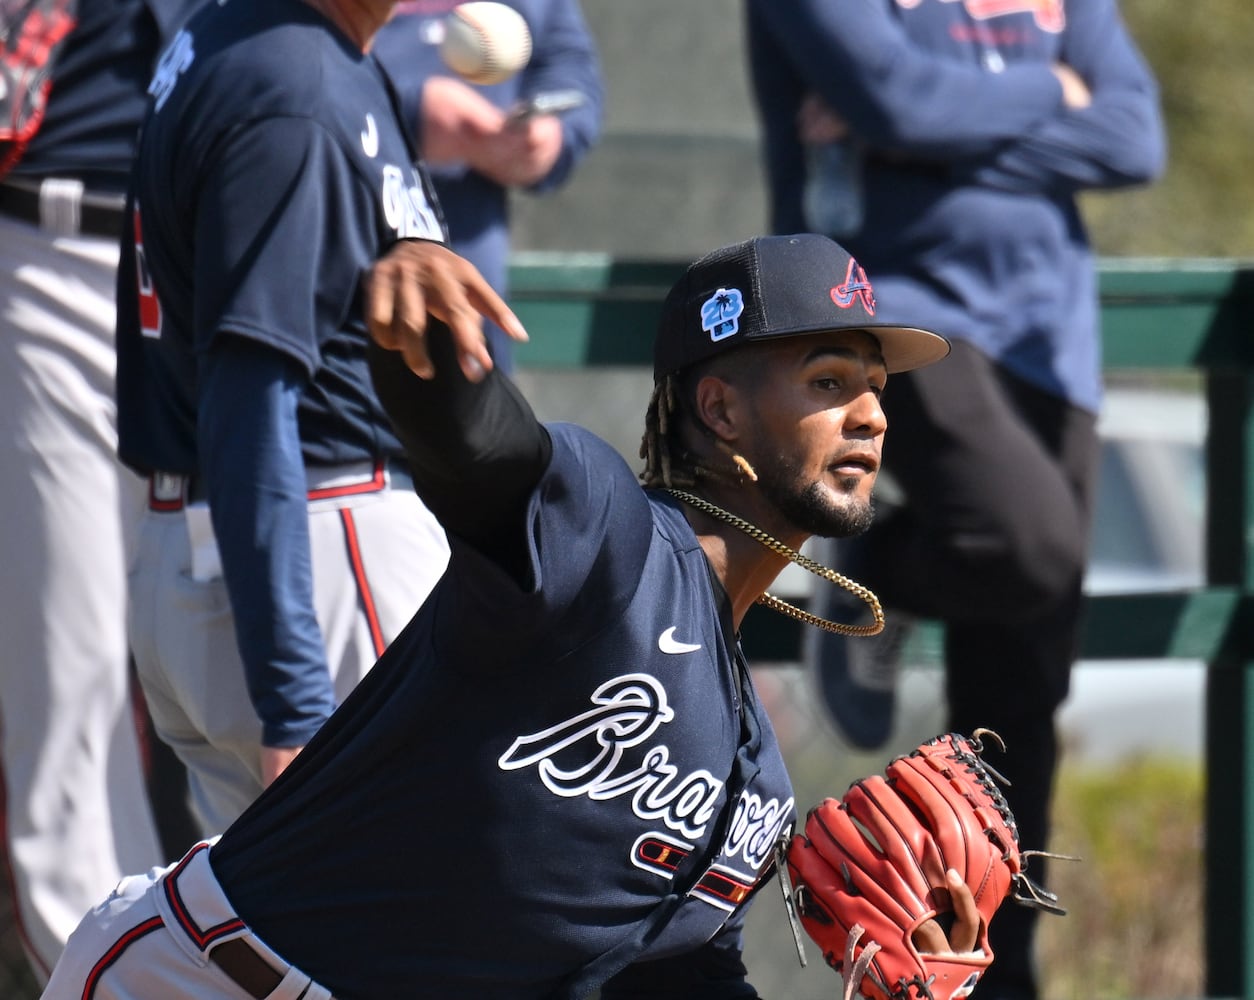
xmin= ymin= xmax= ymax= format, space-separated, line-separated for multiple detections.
xmin=701 ymin=287 xmax=745 ymax=342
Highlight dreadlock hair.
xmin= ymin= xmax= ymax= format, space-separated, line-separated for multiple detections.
xmin=639 ymin=355 xmax=761 ymax=490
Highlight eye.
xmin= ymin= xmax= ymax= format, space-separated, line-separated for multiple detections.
xmin=814 ymin=376 xmax=842 ymax=392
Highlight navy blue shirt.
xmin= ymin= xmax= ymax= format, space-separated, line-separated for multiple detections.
xmin=117 ymin=0 xmax=445 ymax=475
xmin=372 ymin=0 xmax=603 ymax=370
xmin=212 ymin=418 xmax=794 ymax=998
xmin=747 ymin=0 xmax=1165 ymax=412
xmin=12 ymin=0 xmax=202 ymax=192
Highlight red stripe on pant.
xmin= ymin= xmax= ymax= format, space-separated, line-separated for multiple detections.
xmin=338 ymin=508 xmax=386 ymax=658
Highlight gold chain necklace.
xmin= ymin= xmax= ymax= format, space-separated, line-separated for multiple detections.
xmin=665 ymin=489 xmax=884 ymax=637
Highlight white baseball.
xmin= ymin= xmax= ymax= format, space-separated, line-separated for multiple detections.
xmin=440 ymin=2 xmax=533 ymax=87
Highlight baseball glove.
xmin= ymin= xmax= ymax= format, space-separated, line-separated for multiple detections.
xmin=1 ymin=0 xmax=78 ymax=179
xmin=782 ymin=730 xmax=1063 ymax=1000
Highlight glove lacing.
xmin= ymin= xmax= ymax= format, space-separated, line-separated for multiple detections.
xmin=841 ymin=925 xmax=882 ymax=1000
xmin=933 ymin=730 xmax=1072 ymax=915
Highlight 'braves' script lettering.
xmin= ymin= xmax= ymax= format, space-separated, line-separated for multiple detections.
xmin=725 ymin=790 xmax=794 ymax=871
xmin=499 ymin=674 xmax=724 ymax=840
xmin=381 ymin=165 xmax=442 ymax=240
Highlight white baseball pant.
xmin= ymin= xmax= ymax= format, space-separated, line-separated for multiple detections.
xmin=0 ymin=209 xmax=163 ymax=981
xmin=41 ymin=838 xmax=335 ymax=999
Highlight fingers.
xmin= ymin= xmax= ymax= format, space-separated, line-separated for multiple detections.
xmin=946 ymin=868 xmax=981 ymax=953
xmin=439 ymin=293 xmax=492 ymax=383
xmin=363 ymin=259 xmax=399 ymax=348
xmin=364 ymin=262 xmax=435 ymax=378
xmin=911 ymin=870 xmax=981 ymax=956
xmin=911 ymin=916 xmax=949 ymax=956
xmin=797 ymin=92 xmax=849 ymax=144
xmin=261 ymin=745 xmax=303 ymax=787
xmin=362 ymin=240 xmax=528 ymax=381
xmin=1051 ymin=62 xmax=1092 ymax=109
xmin=421 ymin=253 xmax=517 ymax=382
xmin=463 ymin=269 xmax=528 ymax=344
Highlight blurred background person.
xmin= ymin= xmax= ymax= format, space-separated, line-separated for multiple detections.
xmin=745 ymin=1 xmax=1165 ymax=997
xmin=116 ymin=0 xmax=462 ymax=842
xmin=0 ymin=0 xmax=200 ymax=983
xmin=373 ymin=0 xmax=603 ymax=372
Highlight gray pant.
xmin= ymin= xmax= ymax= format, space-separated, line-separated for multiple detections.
xmin=128 ymin=473 xmax=449 ymax=836
xmin=0 ymin=212 xmax=162 ymax=979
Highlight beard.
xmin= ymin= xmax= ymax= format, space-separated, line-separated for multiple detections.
xmin=754 ymin=457 xmax=876 ymax=539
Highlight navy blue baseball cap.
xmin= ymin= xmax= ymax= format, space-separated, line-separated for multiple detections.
xmin=653 ymin=233 xmax=950 ymax=380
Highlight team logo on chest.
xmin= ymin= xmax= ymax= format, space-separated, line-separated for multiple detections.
xmin=361 ymin=114 xmax=379 ymax=158
xmin=149 ymin=28 xmax=196 ymax=112
xmin=499 ymin=672 xmax=793 ymax=909
xmin=498 ymin=674 xmax=723 ymax=840
xmin=894 ymin=0 xmax=1065 ymax=32
xmin=380 ymin=164 xmax=442 ymax=240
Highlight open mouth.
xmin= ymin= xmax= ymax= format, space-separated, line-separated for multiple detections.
xmin=831 ymin=453 xmax=878 ymax=476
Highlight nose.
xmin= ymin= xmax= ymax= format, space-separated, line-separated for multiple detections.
xmin=846 ymin=386 xmax=887 ymax=436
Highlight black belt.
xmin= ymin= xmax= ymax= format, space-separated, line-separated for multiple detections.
xmin=0 ymin=179 xmax=127 ymax=239
xmin=148 ymin=459 xmax=415 ymax=512
xmin=209 ymin=937 xmax=284 ymax=999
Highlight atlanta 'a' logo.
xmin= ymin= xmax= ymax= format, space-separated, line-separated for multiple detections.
xmin=894 ymin=0 xmax=1065 ymax=33
xmin=831 ymin=258 xmax=877 ymax=315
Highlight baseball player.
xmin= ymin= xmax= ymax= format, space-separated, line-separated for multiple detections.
xmin=114 ymin=0 xmax=454 ymax=837
xmin=42 ymin=232 xmax=957 ymax=999
xmin=372 ymin=0 xmax=604 ymax=372
xmin=0 ymin=0 xmax=200 ymax=980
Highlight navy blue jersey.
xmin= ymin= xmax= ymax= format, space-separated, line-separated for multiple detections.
xmin=12 ymin=0 xmax=201 ymax=192
xmin=116 ymin=0 xmax=446 ymax=475
xmin=212 ymin=422 xmax=795 ymax=998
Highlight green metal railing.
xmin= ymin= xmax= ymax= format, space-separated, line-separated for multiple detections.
xmin=509 ymin=254 xmax=1254 ymax=999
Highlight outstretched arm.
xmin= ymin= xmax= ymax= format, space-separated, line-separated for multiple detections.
xmin=363 ymin=240 xmax=551 ymax=576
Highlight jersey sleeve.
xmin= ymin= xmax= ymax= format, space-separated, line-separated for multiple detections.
xmin=515 ymin=0 xmax=604 ymax=194
xmin=522 ymin=421 xmax=653 ymax=627
xmin=191 ymin=113 xmax=372 ymax=369
xmin=951 ymin=0 xmax=1166 ymax=194
xmin=746 ymin=0 xmax=1064 ymax=156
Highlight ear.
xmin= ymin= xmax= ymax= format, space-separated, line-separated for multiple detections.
xmin=691 ymin=373 xmax=743 ymax=445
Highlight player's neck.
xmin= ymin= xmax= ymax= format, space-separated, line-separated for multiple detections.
xmin=669 ymin=487 xmax=884 ymax=637
xmin=303 ymin=0 xmax=393 ymax=51
xmin=675 ymin=488 xmax=799 ymax=628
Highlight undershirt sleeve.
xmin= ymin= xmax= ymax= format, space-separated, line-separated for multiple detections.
xmin=367 ymin=317 xmax=552 ymax=580
xmin=200 ymin=335 xmax=336 ymax=747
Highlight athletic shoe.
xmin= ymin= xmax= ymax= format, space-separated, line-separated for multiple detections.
xmin=808 ymin=608 xmax=913 ymax=750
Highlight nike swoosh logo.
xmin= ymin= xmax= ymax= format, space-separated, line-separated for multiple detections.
xmin=361 ymin=114 xmax=379 ymax=158
xmin=658 ymin=627 xmax=702 ymax=655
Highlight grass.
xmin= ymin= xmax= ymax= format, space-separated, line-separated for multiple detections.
xmin=1037 ymin=755 xmax=1204 ymax=999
